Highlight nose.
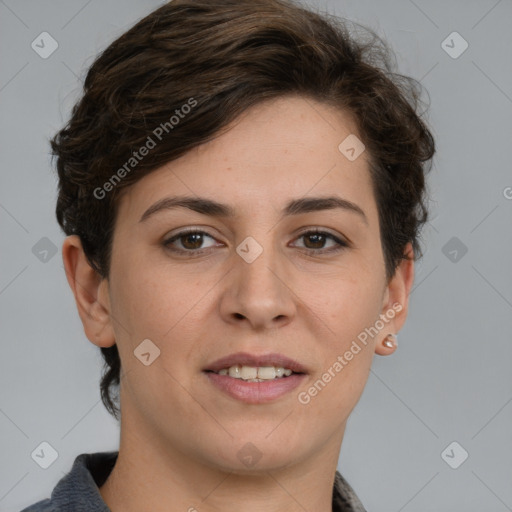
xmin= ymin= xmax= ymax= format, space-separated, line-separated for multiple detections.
xmin=219 ymin=240 xmax=297 ymax=330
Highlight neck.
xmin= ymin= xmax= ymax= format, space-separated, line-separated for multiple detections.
xmin=99 ymin=416 xmax=345 ymax=512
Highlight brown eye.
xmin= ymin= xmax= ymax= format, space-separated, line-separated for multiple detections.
xmin=302 ymin=232 xmax=327 ymax=249
xmin=292 ymin=230 xmax=348 ymax=254
xmin=164 ymin=229 xmax=218 ymax=254
xmin=180 ymin=232 xmax=204 ymax=250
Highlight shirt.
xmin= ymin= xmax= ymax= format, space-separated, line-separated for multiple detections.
xmin=20 ymin=451 xmax=367 ymax=512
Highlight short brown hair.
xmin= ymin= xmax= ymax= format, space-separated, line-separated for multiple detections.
xmin=52 ymin=0 xmax=435 ymax=421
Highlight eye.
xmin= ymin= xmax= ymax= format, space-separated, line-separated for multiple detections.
xmin=291 ymin=229 xmax=349 ymax=254
xmin=163 ymin=229 xmax=220 ymax=255
xmin=163 ymin=227 xmax=349 ymax=257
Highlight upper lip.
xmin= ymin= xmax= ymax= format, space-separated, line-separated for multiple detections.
xmin=203 ymin=352 xmax=308 ymax=374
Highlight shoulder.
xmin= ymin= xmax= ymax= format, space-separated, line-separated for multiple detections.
xmin=333 ymin=470 xmax=367 ymax=512
xmin=19 ymin=451 xmax=118 ymax=512
xmin=19 ymin=499 xmax=53 ymax=511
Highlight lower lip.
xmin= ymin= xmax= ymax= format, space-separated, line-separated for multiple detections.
xmin=204 ymin=371 xmax=306 ymax=404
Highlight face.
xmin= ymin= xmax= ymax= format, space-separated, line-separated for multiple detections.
xmin=65 ymin=94 xmax=413 ymax=474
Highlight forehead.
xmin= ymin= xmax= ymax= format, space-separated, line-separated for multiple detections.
xmin=116 ymin=95 xmax=377 ymax=224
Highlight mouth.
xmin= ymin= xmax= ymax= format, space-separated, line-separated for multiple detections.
xmin=203 ymin=351 xmax=307 ymax=378
xmin=206 ymin=364 xmax=296 ymax=382
xmin=202 ymin=352 xmax=308 ymax=403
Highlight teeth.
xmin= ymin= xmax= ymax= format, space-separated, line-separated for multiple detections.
xmin=228 ymin=366 xmax=241 ymax=378
xmin=257 ymin=366 xmax=276 ymax=379
xmin=240 ymin=366 xmax=258 ymax=380
xmin=215 ymin=365 xmax=295 ymax=381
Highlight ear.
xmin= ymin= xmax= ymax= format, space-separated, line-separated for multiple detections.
xmin=61 ymin=235 xmax=116 ymax=348
xmin=374 ymin=242 xmax=415 ymax=356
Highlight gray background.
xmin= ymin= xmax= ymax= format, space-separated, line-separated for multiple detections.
xmin=1 ymin=0 xmax=511 ymax=511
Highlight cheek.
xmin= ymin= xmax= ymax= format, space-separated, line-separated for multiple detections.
xmin=299 ymin=277 xmax=381 ymax=389
xmin=300 ymin=285 xmax=379 ymax=418
xmin=303 ymin=270 xmax=383 ymax=340
xmin=110 ymin=257 xmax=197 ymax=333
xmin=110 ymin=265 xmax=212 ymax=370
xmin=109 ymin=269 xmax=208 ymax=403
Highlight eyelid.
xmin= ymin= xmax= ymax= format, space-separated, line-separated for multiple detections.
xmin=163 ymin=225 xmax=350 ymax=256
xmin=294 ymin=225 xmax=348 ymax=240
xmin=290 ymin=227 xmax=349 ymax=251
xmin=164 ymin=225 xmax=349 ymax=242
xmin=163 ymin=227 xmax=221 ymax=249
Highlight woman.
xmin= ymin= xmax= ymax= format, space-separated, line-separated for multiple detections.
xmin=22 ymin=0 xmax=435 ymax=510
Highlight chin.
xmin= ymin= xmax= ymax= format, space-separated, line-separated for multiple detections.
xmin=198 ymin=436 xmax=305 ymax=475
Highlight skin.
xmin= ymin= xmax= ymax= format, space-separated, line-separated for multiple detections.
xmin=62 ymin=94 xmax=414 ymax=512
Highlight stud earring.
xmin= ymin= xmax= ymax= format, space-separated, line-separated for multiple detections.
xmin=383 ymin=333 xmax=397 ymax=348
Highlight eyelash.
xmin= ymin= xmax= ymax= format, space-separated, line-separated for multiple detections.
xmin=163 ymin=227 xmax=349 ymax=256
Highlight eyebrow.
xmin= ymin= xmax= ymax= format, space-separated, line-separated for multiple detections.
xmin=139 ymin=195 xmax=368 ymax=226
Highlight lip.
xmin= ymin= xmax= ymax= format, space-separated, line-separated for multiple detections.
xmin=204 ymin=372 xmax=306 ymax=404
xmin=203 ymin=351 xmax=308 ymax=374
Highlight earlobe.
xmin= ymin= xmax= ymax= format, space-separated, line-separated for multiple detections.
xmin=61 ymin=235 xmax=116 ymax=348
xmin=375 ymin=242 xmax=415 ymax=356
